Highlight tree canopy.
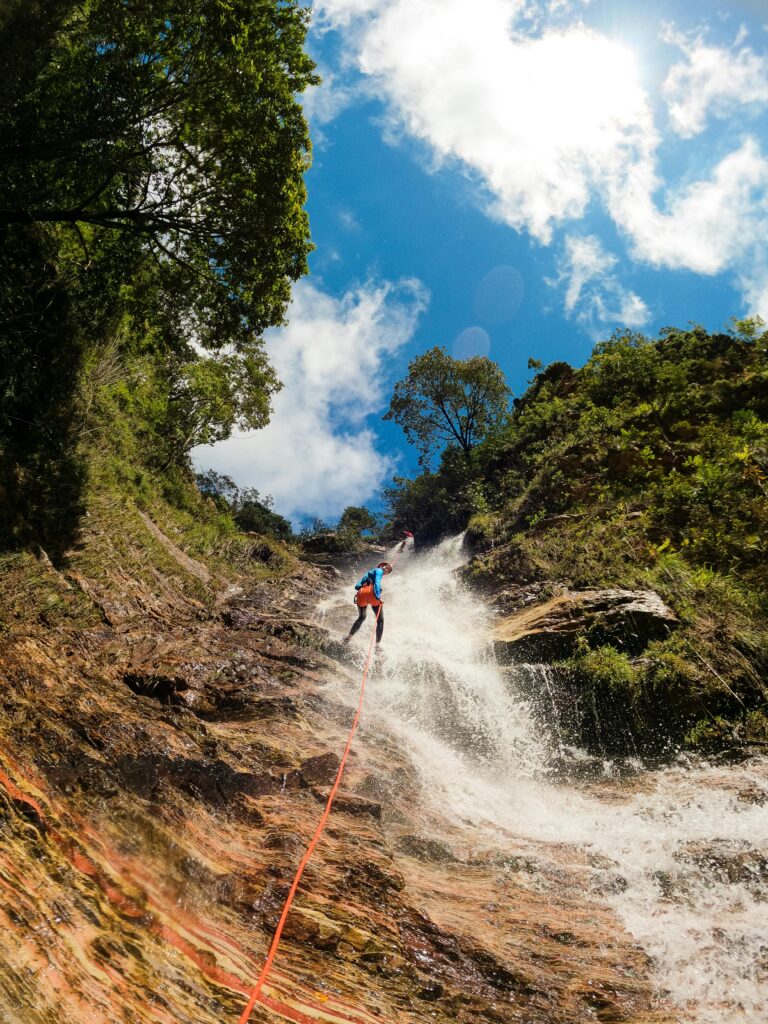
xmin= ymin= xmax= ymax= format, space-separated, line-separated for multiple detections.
xmin=337 ymin=505 xmax=379 ymax=540
xmin=0 ymin=0 xmax=317 ymax=553
xmin=386 ymin=321 xmax=768 ymax=575
xmin=384 ymin=346 xmax=511 ymax=466
xmin=0 ymin=0 xmax=317 ymax=351
xmin=195 ymin=469 xmax=293 ymax=540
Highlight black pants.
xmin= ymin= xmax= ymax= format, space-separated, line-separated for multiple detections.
xmin=349 ymin=603 xmax=384 ymax=643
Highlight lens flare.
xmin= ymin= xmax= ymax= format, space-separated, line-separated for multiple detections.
xmin=474 ymin=265 xmax=524 ymax=324
xmin=453 ymin=326 xmax=491 ymax=359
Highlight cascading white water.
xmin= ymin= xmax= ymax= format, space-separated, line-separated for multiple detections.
xmin=319 ymin=536 xmax=768 ymax=1024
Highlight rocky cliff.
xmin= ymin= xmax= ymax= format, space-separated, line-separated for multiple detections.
xmin=0 ymin=506 xmax=679 ymax=1024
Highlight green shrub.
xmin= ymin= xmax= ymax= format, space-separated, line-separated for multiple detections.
xmin=745 ymin=710 xmax=768 ymax=744
xmin=684 ymin=717 xmax=732 ymax=752
xmin=639 ymin=646 xmax=699 ymax=700
xmin=570 ymin=645 xmax=639 ymax=697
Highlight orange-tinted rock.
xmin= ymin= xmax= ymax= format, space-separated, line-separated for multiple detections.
xmin=299 ymin=752 xmax=342 ymax=787
xmin=0 ymin=548 xmax=678 ymax=1024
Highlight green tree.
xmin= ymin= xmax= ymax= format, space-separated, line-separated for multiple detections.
xmin=300 ymin=516 xmax=331 ymax=539
xmin=159 ymin=353 xmax=280 ymax=468
xmin=383 ymin=462 xmax=476 ymax=545
xmin=194 ymin=469 xmax=293 ymax=540
xmin=0 ymin=0 xmax=317 ymax=350
xmin=0 ymin=225 xmax=86 ymax=555
xmin=195 ymin=469 xmax=239 ymax=507
xmin=384 ymin=346 xmax=511 ymax=466
xmin=0 ymin=0 xmax=317 ymax=553
xmin=233 ymin=489 xmax=292 ymax=541
xmin=337 ymin=505 xmax=379 ymax=541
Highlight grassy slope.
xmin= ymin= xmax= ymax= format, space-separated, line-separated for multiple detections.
xmin=0 ymin=437 xmax=297 ymax=639
xmin=450 ymin=325 xmax=768 ymax=754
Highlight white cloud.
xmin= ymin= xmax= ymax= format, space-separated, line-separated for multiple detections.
xmin=546 ymin=0 xmax=592 ymax=14
xmin=315 ymin=0 xmax=768 ymax=318
xmin=662 ymin=26 xmax=768 ymax=137
xmin=737 ymin=257 xmax=768 ymax=320
xmin=609 ymin=137 xmax=768 ymax=282
xmin=193 ymin=278 xmax=428 ymax=521
xmin=559 ymin=236 xmax=613 ymax=314
xmin=314 ymin=0 xmax=381 ymax=30
xmin=552 ymin=235 xmax=650 ymax=332
xmin=354 ymin=0 xmax=654 ymax=243
xmin=337 ymin=206 xmax=361 ymax=231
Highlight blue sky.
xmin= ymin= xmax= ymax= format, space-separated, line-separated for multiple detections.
xmin=195 ymin=0 xmax=768 ymax=524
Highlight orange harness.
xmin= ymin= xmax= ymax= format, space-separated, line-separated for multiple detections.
xmin=354 ymin=582 xmax=381 ymax=608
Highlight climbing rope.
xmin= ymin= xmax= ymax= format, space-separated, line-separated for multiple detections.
xmin=237 ymin=547 xmax=405 ymax=1023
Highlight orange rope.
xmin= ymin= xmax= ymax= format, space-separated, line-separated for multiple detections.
xmin=237 ymin=581 xmax=390 ymax=1023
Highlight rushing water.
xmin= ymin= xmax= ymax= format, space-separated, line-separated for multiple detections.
xmin=319 ymin=536 xmax=768 ymax=1024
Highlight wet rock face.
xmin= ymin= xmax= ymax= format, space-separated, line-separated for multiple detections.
xmin=396 ymin=835 xmax=456 ymax=863
xmin=677 ymin=840 xmax=768 ymax=895
xmin=0 ymin=552 xmax=676 ymax=1024
xmin=493 ymin=588 xmax=678 ymax=661
xmin=299 ymin=752 xmax=341 ymax=787
xmin=123 ymin=670 xmax=189 ymax=704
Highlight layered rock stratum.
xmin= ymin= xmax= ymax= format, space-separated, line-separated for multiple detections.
xmin=0 ymin=515 xmax=681 ymax=1024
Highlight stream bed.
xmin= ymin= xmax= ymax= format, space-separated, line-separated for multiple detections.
xmin=321 ymin=536 xmax=768 ymax=1024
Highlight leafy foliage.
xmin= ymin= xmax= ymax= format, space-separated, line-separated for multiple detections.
xmin=383 ymin=449 xmax=480 ymax=545
xmin=159 ymin=354 xmax=280 ymax=469
xmin=0 ymin=226 xmax=87 ymax=556
xmin=337 ymin=506 xmax=379 ymax=539
xmin=389 ymin=322 xmax=768 ymax=586
xmin=296 ymin=506 xmax=381 ymax=553
xmin=492 ymin=322 xmax=768 ymax=581
xmin=195 ymin=469 xmax=293 ymax=541
xmin=0 ymin=0 xmax=317 ymax=348
xmin=384 ymin=346 xmax=511 ymax=466
xmin=0 ymin=1 xmax=316 ymax=557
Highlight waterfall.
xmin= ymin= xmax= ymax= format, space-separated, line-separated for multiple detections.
xmin=320 ymin=536 xmax=768 ymax=1024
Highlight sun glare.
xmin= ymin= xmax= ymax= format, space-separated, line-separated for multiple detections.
xmin=527 ymin=29 xmax=648 ymax=151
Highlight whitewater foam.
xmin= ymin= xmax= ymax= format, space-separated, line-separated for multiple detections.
xmin=320 ymin=535 xmax=768 ymax=1023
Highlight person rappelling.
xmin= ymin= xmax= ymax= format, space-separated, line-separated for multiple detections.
xmin=397 ymin=529 xmax=414 ymax=552
xmin=344 ymin=561 xmax=393 ymax=650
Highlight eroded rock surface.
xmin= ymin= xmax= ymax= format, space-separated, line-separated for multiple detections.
xmin=493 ymin=588 xmax=678 ymax=660
xmin=0 ymin=527 xmax=678 ymax=1024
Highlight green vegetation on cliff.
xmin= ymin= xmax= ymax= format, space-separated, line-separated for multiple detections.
xmin=0 ymin=0 xmax=316 ymax=560
xmin=386 ymin=321 xmax=768 ymax=753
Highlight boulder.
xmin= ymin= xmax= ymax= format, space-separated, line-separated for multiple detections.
xmin=299 ymin=751 xmax=341 ymax=787
xmin=493 ymin=588 xmax=677 ymax=660
xmin=396 ymin=834 xmax=456 ymax=863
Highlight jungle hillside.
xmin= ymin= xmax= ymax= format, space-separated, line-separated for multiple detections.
xmin=384 ymin=325 xmax=768 ymax=753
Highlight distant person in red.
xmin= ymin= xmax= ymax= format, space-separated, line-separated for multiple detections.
xmin=398 ymin=529 xmax=414 ymax=553
xmin=344 ymin=561 xmax=392 ymax=648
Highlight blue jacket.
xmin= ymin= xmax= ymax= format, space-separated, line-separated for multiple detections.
xmin=355 ymin=567 xmax=384 ymax=600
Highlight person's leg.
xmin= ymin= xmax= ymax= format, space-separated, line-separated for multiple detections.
xmin=375 ymin=603 xmax=384 ymax=644
xmin=348 ymin=604 xmax=367 ymax=637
